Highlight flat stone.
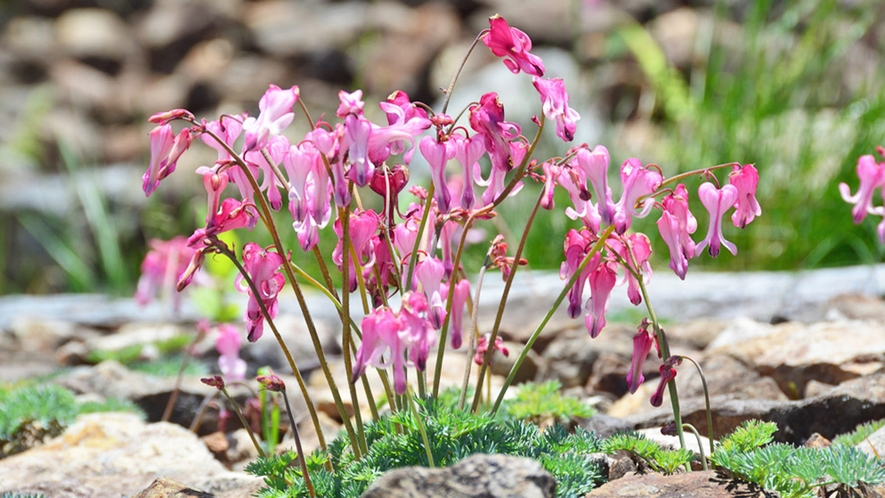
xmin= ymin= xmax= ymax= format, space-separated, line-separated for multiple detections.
xmin=587 ymin=470 xmax=765 ymax=497
xmin=362 ymin=453 xmax=556 ymax=498
xmin=0 ymin=413 xmax=228 ymax=498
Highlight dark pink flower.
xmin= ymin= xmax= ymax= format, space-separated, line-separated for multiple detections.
xmin=561 ymin=229 xmax=597 ymax=319
xmin=469 ymin=93 xmax=521 ymax=176
xmin=143 ymin=125 xmax=192 ymax=197
xmin=532 ymin=77 xmax=580 ymax=142
xmin=235 ymin=243 xmax=286 ymax=342
xmin=627 ymin=320 xmax=653 ymax=394
xmin=695 ymin=183 xmax=738 ymax=257
xmin=474 ymin=333 xmax=509 ymax=366
xmin=243 ymin=84 xmax=298 ymax=152
xmin=729 ymin=164 xmax=762 ymax=228
xmin=585 ymin=260 xmax=618 ymax=338
xmin=482 ymin=15 xmax=545 ymax=77
xmin=656 ymin=184 xmax=697 ymax=280
xmin=650 ymin=363 xmax=678 ymax=407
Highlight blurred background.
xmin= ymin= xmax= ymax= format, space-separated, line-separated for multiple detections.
xmin=1 ymin=0 xmax=884 ymax=296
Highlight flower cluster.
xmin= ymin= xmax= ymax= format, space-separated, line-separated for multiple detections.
xmin=137 ymin=13 xmax=761 ymax=410
xmin=546 ymin=148 xmax=760 ymax=339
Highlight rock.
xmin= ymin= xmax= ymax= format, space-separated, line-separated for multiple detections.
xmin=539 ymin=323 xmax=634 ymax=388
xmin=8 ymin=315 xmax=83 ymax=353
xmin=586 ymin=470 xmax=763 ymax=497
xmin=625 ymin=372 xmax=885 ymax=444
xmin=54 ymin=8 xmax=135 ymax=67
xmin=0 ymin=412 xmax=228 ymax=498
xmin=489 ymin=340 xmax=542 ymax=384
xmin=858 ymin=425 xmax=885 ymax=459
xmin=202 ymin=429 xmax=260 ymax=469
xmin=648 ymin=7 xmax=702 ymax=69
xmin=708 ymin=319 xmax=885 ymax=398
xmin=134 ymin=477 xmax=214 ymax=498
xmin=361 ymin=453 xmax=556 ymax=498
xmin=244 ymin=1 xmax=367 ymax=58
xmin=635 ymin=427 xmax=712 ymax=459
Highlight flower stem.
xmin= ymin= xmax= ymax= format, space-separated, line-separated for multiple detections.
xmin=679 ymin=355 xmax=715 ymax=455
xmin=407 ymin=389 xmax=435 ymax=468
xmin=491 ymin=225 xmax=616 ymax=414
xmin=279 ymin=387 xmax=315 ymax=498
xmin=458 ymin=263 xmax=488 ymax=410
xmin=220 ymin=385 xmax=266 ymax=458
xmin=471 ymin=185 xmax=544 ymax=412
xmin=681 ymin=423 xmax=707 ymax=471
xmin=441 ymin=31 xmax=487 ymax=116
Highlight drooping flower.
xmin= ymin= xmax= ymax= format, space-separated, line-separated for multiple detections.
xmin=608 ymin=233 xmax=653 ymax=306
xmin=143 ymin=124 xmax=192 ymax=197
xmin=481 ymin=15 xmax=545 ymax=77
xmin=474 ymin=333 xmax=509 ymax=366
xmin=656 ymin=184 xmax=697 ymax=280
xmin=626 ymin=319 xmax=653 ymax=394
xmin=332 ymin=210 xmax=380 ymax=292
xmin=419 ymin=136 xmax=453 ymax=213
xmin=561 ymin=229 xmax=597 ymax=319
xmin=336 ymin=89 xmax=365 ymax=118
xmin=650 ymin=357 xmax=681 ymax=407
xmin=729 ymin=164 xmax=762 ymax=228
xmin=532 ymin=77 xmax=580 ymax=142
xmin=613 ymin=158 xmax=662 ymax=234
xmin=343 ymin=114 xmax=374 ymax=186
xmin=242 ymin=84 xmax=298 ymax=152
xmin=584 ymin=259 xmax=618 ymax=338
xmin=575 ymin=146 xmax=616 ymax=226
xmin=469 ymin=93 xmax=521 ymax=176
xmin=840 ymin=153 xmax=885 ymax=225
xmin=442 ymin=278 xmax=471 ymax=349
xmin=216 ymin=324 xmax=246 ymax=381
xmin=235 ymin=243 xmax=286 ymax=342
xmin=414 ymin=257 xmax=447 ymax=329
xmin=135 ymin=236 xmax=195 ymax=310
xmin=695 ymin=182 xmax=739 ymax=258
xmin=450 ymin=133 xmax=485 ymax=210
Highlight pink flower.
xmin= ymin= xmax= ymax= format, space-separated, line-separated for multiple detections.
xmin=336 ymin=89 xmax=365 ymax=118
xmin=442 ymin=278 xmax=471 ymax=349
xmin=370 ymin=93 xmax=432 ymax=165
xmin=135 ymin=236 xmax=195 ymax=310
xmin=650 ymin=360 xmax=679 ymax=407
xmin=332 ymin=210 xmax=379 ymax=292
xmin=143 ymin=124 xmax=192 ymax=197
xmin=840 ymin=153 xmax=885 ymax=225
xmin=243 ymin=84 xmax=298 ymax=152
xmin=729 ymin=164 xmax=762 ymax=228
xmin=656 ymin=184 xmax=697 ymax=280
xmin=695 ymin=183 xmax=738 ymax=258
xmin=353 ymin=308 xmax=408 ymax=393
xmin=414 ymin=257 xmax=446 ymax=329
xmin=469 ymin=93 xmax=521 ymax=176
xmin=575 ymin=146 xmax=616 ymax=226
xmin=474 ymin=333 xmax=509 ymax=366
xmin=532 ymin=77 xmax=580 ymax=142
xmin=627 ymin=320 xmax=653 ymax=394
xmin=343 ymin=114 xmax=374 ymax=186
xmin=608 ymin=233 xmax=653 ymax=306
xmin=613 ymin=158 xmax=662 ymax=234
xmin=482 ymin=15 xmax=545 ymax=77
xmin=216 ymin=324 xmax=246 ymax=381
xmin=235 ymin=243 xmax=286 ymax=342
xmin=561 ymin=229 xmax=597 ymax=319
xmin=585 ymin=260 xmax=618 ymax=338
xmin=419 ymin=136 xmax=454 ymax=212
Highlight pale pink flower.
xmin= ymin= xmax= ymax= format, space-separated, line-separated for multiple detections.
xmin=216 ymin=324 xmax=246 ymax=381
xmin=474 ymin=333 xmax=509 ymax=366
xmin=235 ymin=243 xmax=286 ymax=342
xmin=626 ymin=320 xmax=653 ymax=394
xmin=143 ymin=125 xmax=192 ymax=197
xmin=532 ymin=77 xmax=580 ymax=142
xmin=135 ymin=236 xmax=195 ymax=310
xmin=695 ymin=183 xmax=739 ymax=257
xmin=656 ymin=184 xmax=697 ymax=279
xmin=729 ymin=164 xmax=762 ymax=228
xmin=243 ymin=84 xmax=298 ymax=152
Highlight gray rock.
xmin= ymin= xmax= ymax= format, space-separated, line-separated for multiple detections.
xmin=626 ymin=372 xmax=885 ymax=444
xmin=361 ymin=453 xmax=556 ymax=498
xmin=0 ymin=413 xmax=228 ymax=498
xmin=54 ymin=8 xmax=135 ymax=64
xmin=586 ymin=470 xmax=762 ymax=497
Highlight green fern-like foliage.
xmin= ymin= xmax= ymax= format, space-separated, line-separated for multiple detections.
xmin=711 ymin=421 xmax=885 ymax=498
xmin=601 ymin=431 xmax=693 ymax=475
xmin=503 ymin=380 xmax=595 ymax=425
xmin=832 ymin=419 xmax=885 ymax=448
xmin=246 ymin=396 xmax=605 ymax=498
xmin=0 ymin=383 xmax=145 ymax=458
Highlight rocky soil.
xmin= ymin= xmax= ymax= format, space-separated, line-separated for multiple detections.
xmin=3 ymin=265 xmax=885 ymax=496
